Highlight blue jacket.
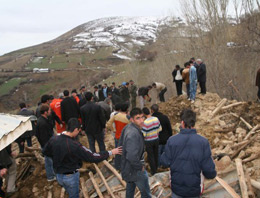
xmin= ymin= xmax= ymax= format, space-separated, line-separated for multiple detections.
xmin=161 ymin=128 xmax=216 ymax=197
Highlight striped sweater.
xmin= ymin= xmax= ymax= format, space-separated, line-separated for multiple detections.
xmin=142 ymin=116 xmax=162 ymax=141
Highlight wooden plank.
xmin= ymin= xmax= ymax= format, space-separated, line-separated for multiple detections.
xmin=215 ymin=176 xmax=241 ymax=198
xmin=102 ymin=160 xmax=126 ymax=188
xmin=203 ymin=181 xmax=238 ymax=194
xmin=89 ymin=171 xmax=104 ymax=198
xmin=235 ymin=158 xmax=248 ymax=198
xmin=244 ymin=125 xmax=260 ymax=140
xmin=244 ymin=169 xmax=255 ymax=198
xmin=94 ymin=163 xmax=116 ymax=198
xmin=80 ymin=177 xmax=89 ymax=198
xmin=251 ymin=179 xmax=260 ymax=190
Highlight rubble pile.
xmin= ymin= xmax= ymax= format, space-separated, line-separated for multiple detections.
xmin=7 ymin=92 xmax=260 ymax=197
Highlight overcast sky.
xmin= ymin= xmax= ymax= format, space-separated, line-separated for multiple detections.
xmin=0 ymin=0 xmax=181 ymax=55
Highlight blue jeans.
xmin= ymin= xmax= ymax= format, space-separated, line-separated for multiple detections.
xmin=190 ymin=82 xmax=197 ymax=100
xmin=158 ymin=144 xmax=165 ymax=167
xmin=126 ymin=170 xmax=151 ymax=198
xmin=44 ymin=156 xmax=55 ymax=180
xmin=57 ymin=172 xmax=80 ymax=198
xmin=186 ymin=84 xmax=190 ymax=99
xmin=172 ymin=192 xmax=200 ymax=198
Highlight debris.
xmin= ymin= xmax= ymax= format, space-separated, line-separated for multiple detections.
xmin=235 ymin=158 xmax=249 ymax=198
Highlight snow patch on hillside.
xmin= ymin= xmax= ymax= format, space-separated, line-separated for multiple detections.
xmin=72 ymin=16 xmax=180 ymax=60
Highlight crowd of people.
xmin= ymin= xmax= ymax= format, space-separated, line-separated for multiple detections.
xmin=0 ymin=64 xmax=218 ymax=198
xmin=172 ymin=57 xmax=207 ymax=103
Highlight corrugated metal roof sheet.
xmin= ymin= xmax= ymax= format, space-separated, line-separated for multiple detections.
xmin=0 ymin=113 xmax=32 ymax=151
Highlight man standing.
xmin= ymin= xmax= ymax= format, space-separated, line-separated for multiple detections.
xmin=78 ymin=86 xmax=86 ymax=101
xmin=36 ymin=104 xmax=56 ymax=181
xmin=256 ymin=68 xmax=260 ymax=102
xmin=50 ymin=93 xmax=66 ymax=133
xmin=43 ymin=118 xmax=122 ymax=198
xmin=142 ymin=107 xmax=161 ymax=175
xmin=172 ymin=65 xmax=183 ymax=96
xmin=102 ymin=83 xmax=111 ymax=99
xmin=182 ymin=62 xmax=191 ymax=100
xmin=120 ymin=82 xmax=130 ymax=104
xmin=161 ymin=109 xmax=216 ymax=197
xmin=152 ymin=82 xmax=167 ymax=102
xmin=16 ymin=102 xmax=36 ymax=153
xmin=61 ymin=90 xmax=80 ymax=124
xmin=189 ymin=61 xmax=197 ymax=103
xmin=98 ymin=98 xmax=112 ymax=121
xmin=80 ymin=92 xmax=106 ymax=152
xmin=36 ymin=94 xmax=63 ymax=129
xmin=197 ymin=59 xmax=207 ymax=94
xmin=106 ymin=103 xmax=130 ymax=148
xmin=119 ymin=108 xmax=151 ymax=198
xmin=150 ymin=104 xmax=172 ymax=167
xmin=129 ymin=80 xmax=138 ymax=109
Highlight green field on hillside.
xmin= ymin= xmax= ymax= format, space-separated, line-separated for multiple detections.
xmin=0 ymin=78 xmax=26 ymax=97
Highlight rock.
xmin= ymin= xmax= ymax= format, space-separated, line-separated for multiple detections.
xmin=215 ymin=155 xmax=232 ymax=171
xmin=227 ymin=132 xmax=233 ymax=137
xmin=236 ymin=127 xmax=247 ymax=136
xmin=219 ymin=120 xmax=226 ymax=127
xmin=213 ymin=137 xmax=220 ymax=145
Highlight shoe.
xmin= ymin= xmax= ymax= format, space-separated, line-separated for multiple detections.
xmin=47 ymin=177 xmax=56 ymax=182
xmin=188 ymin=98 xmax=191 ymax=101
xmin=191 ymin=100 xmax=195 ymax=104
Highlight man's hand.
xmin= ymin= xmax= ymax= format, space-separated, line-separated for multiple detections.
xmin=0 ymin=168 xmax=7 ymax=177
xmin=111 ymin=146 xmax=122 ymax=155
xmin=60 ymin=123 xmax=63 ymax=128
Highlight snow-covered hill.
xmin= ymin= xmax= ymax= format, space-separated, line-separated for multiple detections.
xmin=72 ymin=16 xmax=182 ymax=59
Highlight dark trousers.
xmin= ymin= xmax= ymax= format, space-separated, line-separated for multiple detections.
xmin=87 ymin=131 xmax=106 ymax=153
xmin=199 ymin=81 xmax=206 ymax=94
xmin=258 ymin=86 xmax=260 ymax=99
xmin=175 ymin=80 xmax=183 ymax=96
xmin=17 ymin=137 xmax=32 ymax=153
xmin=186 ymin=84 xmax=190 ymax=99
xmin=145 ymin=139 xmax=159 ymax=175
xmin=159 ymin=88 xmax=167 ymax=102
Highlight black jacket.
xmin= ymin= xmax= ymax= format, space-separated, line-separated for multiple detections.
xmin=36 ymin=116 xmax=54 ymax=148
xmin=197 ymin=63 xmax=206 ymax=82
xmin=138 ymin=87 xmax=149 ymax=97
xmin=172 ymin=68 xmax=183 ymax=82
xmin=120 ymin=86 xmax=130 ymax=102
xmin=80 ymin=101 xmax=106 ymax=134
xmin=61 ymin=97 xmax=80 ymax=123
xmin=42 ymin=134 xmax=109 ymax=174
xmin=152 ymin=112 xmax=172 ymax=145
xmin=36 ymin=105 xmax=62 ymax=127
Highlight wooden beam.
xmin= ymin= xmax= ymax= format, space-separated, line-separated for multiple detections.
xmin=251 ymin=179 xmax=260 ymax=190
xmin=215 ymin=176 xmax=241 ymax=198
xmin=235 ymin=158 xmax=249 ymax=198
xmin=94 ymin=163 xmax=116 ymax=198
xmin=222 ymin=102 xmax=246 ymax=110
xmin=102 ymin=160 xmax=126 ymax=188
xmin=203 ymin=181 xmax=238 ymax=194
xmin=211 ymin=98 xmax=227 ymax=118
xmin=244 ymin=125 xmax=260 ymax=140
xmin=239 ymin=117 xmax=253 ymax=130
xmin=244 ymin=169 xmax=255 ymax=198
xmin=80 ymin=177 xmax=89 ymax=198
xmin=89 ymin=171 xmax=104 ymax=198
